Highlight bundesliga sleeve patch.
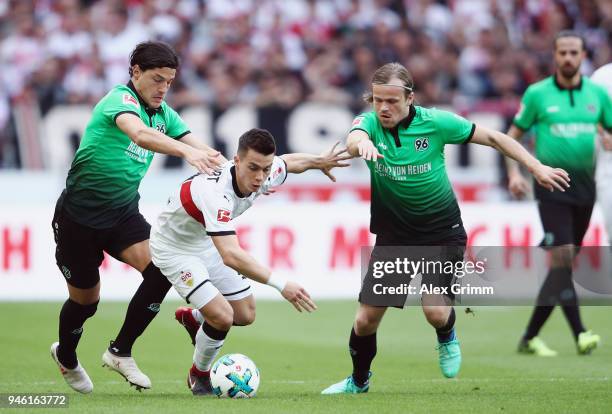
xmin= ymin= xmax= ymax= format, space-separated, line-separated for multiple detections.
xmin=123 ymin=93 xmax=140 ymax=108
xmin=217 ymin=209 xmax=231 ymax=223
xmin=271 ymin=166 xmax=283 ymax=180
xmin=515 ymin=103 xmax=525 ymax=119
xmin=352 ymin=117 xmax=364 ymax=127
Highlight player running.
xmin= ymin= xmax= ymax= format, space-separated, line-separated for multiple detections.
xmin=321 ymin=62 xmax=571 ymax=395
xmin=506 ymin=31 xmax=612 ymax=357
xmin=50 ymin=41 xmax=224 ymax=393
xmin=149 ymin=128 xmax=350 ymax=395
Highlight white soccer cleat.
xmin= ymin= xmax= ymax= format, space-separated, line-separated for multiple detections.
xmin=50 ymin=342 xmax=93 ymax=394
xmin=102 ymin=349 xmax=151 ymax=391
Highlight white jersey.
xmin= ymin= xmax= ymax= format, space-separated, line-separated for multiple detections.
xmin=591 ymin=63 xmax=612 ymax=242
xmin=592 ymin=63 xmax=612 ymax=166
xmin=592 ymin=63 xmax=612 ymax=94
xmin=150 ymin=156 xmax=288 ymax=256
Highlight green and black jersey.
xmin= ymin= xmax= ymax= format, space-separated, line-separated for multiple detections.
xmin=63 ymin=81 xmax=190 ymax=228
xmin=513 ymin=75 xmax=612 ymax=205
xmin=351 ymin=105 xmax=475 ymax=243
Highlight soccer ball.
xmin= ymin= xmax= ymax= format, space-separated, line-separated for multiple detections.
xmin=210 ymin=354 xmax=260 ymax=398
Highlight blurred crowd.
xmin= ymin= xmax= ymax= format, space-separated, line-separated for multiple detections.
xmin=1 ymin=0 xmax=611 ymax=168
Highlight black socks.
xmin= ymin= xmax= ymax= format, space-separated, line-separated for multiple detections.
xmin=57 ymin=298 xmax=99 ymax=369
xmin=349 ymin=327 xmax=376 ymax=387
xmin=436 ymin=308 xmax=456 ymax=343
xmin=110 ymin=262 xmax=171 ymax=355
xmin=525 ymin=267 xmax=585 ymax=341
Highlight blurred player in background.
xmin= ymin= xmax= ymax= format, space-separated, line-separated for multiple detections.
xmin=322 ymin=62 xmax=570 ymax=394
xmin=590 ymin=62 xmax=612 ymax=245
xmin=149 ymin=128 xmax=350 ymax=395
xmin=50 ymin=41 xmax=224 ymax=393
xmin=506 ymin=31 xmax=612 ymax=357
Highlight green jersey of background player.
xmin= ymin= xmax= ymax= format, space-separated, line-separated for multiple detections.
xmin=322 ymin=62 xmax=571 ymax=395
xmin=506 ymin=31 xmax=612 ymax=358
xmin=50 ymin=41 xmax=225 ymax=394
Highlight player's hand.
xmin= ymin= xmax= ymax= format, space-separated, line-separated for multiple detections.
xmin=281 ymin=281 xmax=317 ymax=313
xmin=357 ymin=139 xmax=384 ymax=162
xmin=532 ymin=164 xmax=570 ymax=193
xmin=507 ymin=172 xmax=530 ymax=199
xmin=319 ymin=141 xmax=352 ymax=182
xmin=601 ymin=131 xmax=612 ymax=151
xmin=185 ymin=148 xmax=225 ymax=174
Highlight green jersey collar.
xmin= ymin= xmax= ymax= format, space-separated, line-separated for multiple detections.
xmin=553 ymin=74 xmax=583 ymax=91
xmin=387 ymin=105 xmax=416 ymax=148
xmin=127 ymin=80 xmax=162 ymax=116
xmin=395 ymin=104 xmax=417 ymax=130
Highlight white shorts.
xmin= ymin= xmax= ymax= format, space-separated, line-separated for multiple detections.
xmin=150 ymin=241 xmax=251 ymax=309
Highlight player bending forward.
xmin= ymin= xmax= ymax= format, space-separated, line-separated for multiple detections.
xmin=150 ymin=128 xmax=350 ymax=395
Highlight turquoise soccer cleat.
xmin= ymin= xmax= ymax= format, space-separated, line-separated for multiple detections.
xmin=321 ymin=373 xmax=371 ymax=394
xmin=437 ymin=339 xmax=461 ymax=378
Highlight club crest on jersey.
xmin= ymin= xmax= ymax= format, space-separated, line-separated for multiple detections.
xmin=122 ymin=93 xmax=140 ymax=108
xmin=414 ymin=137 xmax=429 ymax=151
xmin=586 ymin=104 xmax=596 ymax=113
xmin=155 ymin=123 xmax=166 ymax=134
xmin=217 ymin=209 xmax=232 ymax=223
xmin=180 ymin=271 xmax=193 ymax=287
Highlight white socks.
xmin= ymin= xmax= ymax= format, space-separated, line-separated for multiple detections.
xmin=193 ymin=327 xmax=225 ymax=372
xmin=192 ymin=309 xmax=205 ymax=324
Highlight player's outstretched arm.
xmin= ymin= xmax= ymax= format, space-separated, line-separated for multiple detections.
xmin=503 ymin=125 xmax=531 ymax=199
xmin=280 ymin=141 xmax=351 ymax=182
xmin=471 ymin=124 xmax=570 ymax=193
xmin=211 ymin=234 xmax=317 ymax=312
xmin=346 ymin=129 xmax=384 ymax=161
xmin=116 ymin=113 xmax=224 ymax=174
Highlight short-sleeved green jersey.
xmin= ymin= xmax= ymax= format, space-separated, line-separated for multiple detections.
xmin=513 ymin=75 xmax=612 ymax=205
xmin=63 ymin=81 xmax=190 ymax=228
xmin=351 ymin=105 xmax=475 ymax=242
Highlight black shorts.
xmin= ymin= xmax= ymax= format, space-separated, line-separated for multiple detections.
xmin=52 ymin=192 xmax=151 ymax=289
xmin=538 ymin=201 xmax=593 ymax=247
xmin=358 ymin=231 xmax=467 ymax=308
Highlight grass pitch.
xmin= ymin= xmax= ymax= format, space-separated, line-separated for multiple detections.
xmin=0 ymin=301 xmax=610 ymax=413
